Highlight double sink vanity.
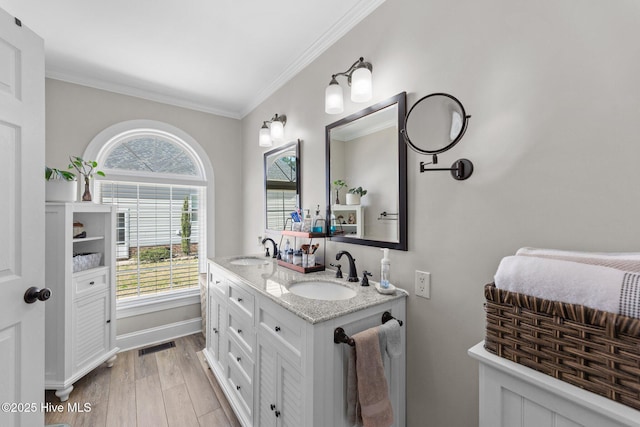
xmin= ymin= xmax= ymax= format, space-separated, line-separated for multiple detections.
xmin=204 ymin=255 xmax=407 ymax=427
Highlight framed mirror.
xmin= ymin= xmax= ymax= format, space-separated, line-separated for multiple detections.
xmin=264 ymin=140 xmax=300 ymax=231
xmin=325 ymin=92 xmax=407 ymax=250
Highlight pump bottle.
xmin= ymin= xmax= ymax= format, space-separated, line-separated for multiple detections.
xmin=380 ymin=248 xmax=391 ymax=288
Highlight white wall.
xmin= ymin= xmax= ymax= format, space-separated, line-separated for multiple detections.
xmin=46 ymin=78 xmax=243 ymax=258
xmin=241 ymin=0 xmax=640 ymax=425
xmin=45 ymin=79 xmax=243 ymax=336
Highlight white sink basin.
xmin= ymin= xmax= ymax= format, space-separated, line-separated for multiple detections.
xmin=229 ymin=257 xmax=270 ymax=266
xmin=288 ymin=281 xmax=357 ymax=301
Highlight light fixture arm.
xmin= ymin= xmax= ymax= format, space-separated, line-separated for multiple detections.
xmin=330 ymin=57 xmax=373 ymax=86
xmin=269 ymin=113 xmax=286 ymax=127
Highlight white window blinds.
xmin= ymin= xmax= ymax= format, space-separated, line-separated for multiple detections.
xmin=99 ymin=181 xmax=203 ymax=299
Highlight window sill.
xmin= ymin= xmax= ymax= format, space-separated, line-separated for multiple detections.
xmin=116 ymin=288 xmax=201 ymax=319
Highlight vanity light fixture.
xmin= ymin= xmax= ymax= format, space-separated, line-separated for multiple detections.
xmin=259 ymin=113 xmax=287 ymax=147
xmin=325 ymin=57 xmax=373 ymax=114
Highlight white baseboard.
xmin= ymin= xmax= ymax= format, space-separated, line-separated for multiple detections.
xmin=116 ymin=317 xmax=202 ymax=352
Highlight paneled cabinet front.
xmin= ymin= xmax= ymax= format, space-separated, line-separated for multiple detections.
xmin=204 ymin=260 xmax=407 ymax=427
xmin=44 ymin=203 xmax=118 ymax=402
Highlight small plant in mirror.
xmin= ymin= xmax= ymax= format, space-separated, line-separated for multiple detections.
xmin=45 ymin=166 xmax=76 ymax=181
xmin=348 ymin=186 xmax=367 ymax=197
xmin=68 ymin=156 xmax=105 ymax=202
xmin=333 ymin=179 xmax=348 ymax=205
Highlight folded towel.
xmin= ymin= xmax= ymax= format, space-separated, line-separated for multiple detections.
xmin=378 ymin=319 xmax=402 ymax=360
xmin=495 ymin=256 xmax=640 ymax=318
xmin=352 ymin=327 xmax=394 ymax=427
xmin=516 ymin=247 xmax=640 ymax=273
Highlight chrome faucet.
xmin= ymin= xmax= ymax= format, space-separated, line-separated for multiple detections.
xmin=336 ymin=250 xmax=358 ymax=282
xmin=261 ymin=237 xmax=278 ymax=258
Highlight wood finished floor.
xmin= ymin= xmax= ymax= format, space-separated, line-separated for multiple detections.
xmin=45 ymin=333 xmax=241 ymax=427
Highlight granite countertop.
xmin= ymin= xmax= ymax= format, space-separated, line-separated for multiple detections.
xmin=209 ymin=255 xmax=408 ymax=324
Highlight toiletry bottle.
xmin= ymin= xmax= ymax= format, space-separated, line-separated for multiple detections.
xmin=380 ymin=248 xmax=390 ymax=288
xmin=283 ymin=239 xmax=290 ymax=262
xmin=302 ymin=209 xmax=312 ymax=232
xmin=312 ymin=205 xmax=324 ymax=233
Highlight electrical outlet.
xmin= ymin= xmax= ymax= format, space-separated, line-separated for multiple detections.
xmin=415 ymin=270 xmax=430 ymax=299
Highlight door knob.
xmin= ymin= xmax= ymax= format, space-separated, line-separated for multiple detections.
xmin=24 ymin=287 xmax=52 ymax=304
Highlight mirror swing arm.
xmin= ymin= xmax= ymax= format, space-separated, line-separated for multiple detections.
xmin=401 ymin=92 xmax=474 ymax=180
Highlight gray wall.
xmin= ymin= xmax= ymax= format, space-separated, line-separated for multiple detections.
xmin=45 ymin=79 xmax=243 ymax=335
xmin=241 ymin=0 xmax=640 ymax=426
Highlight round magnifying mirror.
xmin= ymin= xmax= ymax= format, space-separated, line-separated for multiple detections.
xmin=402 ymin=93 xmax=470 ymax=155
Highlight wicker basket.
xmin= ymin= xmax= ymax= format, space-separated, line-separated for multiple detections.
xmin=484 ymin=283 xmax=640 ymax=410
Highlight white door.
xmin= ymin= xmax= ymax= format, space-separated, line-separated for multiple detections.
xmin=0 ymin=8 xmax=46 ymax=427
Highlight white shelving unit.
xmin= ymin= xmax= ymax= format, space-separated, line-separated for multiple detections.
xmin=45 ymin=202 xmax=119 ymax=401
xmin=469 ymin=342 xmax=640 ymax=427
xmin=331 ymin=204 xmax=364 ymax=237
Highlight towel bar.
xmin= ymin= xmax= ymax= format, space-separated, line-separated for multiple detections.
xmin=334 ymin=311 xmax=403 ymax=346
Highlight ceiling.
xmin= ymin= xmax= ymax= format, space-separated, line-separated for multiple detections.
xmin=0 ymin=0 xmax=385 ymax=119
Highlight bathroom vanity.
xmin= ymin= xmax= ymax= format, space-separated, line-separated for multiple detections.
xmin=204 ymin=256 xmax=407 ymax=427
xmin=469 ymin=343 xmax=640 ymax=427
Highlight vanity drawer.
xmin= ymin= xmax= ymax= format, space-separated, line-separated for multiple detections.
xmin=226 ymin=336 xmax=253 ymax=385
xmin=227 ymin=356 xmax=253 ymax=420
xmin=259 ymin=300 xmax=304 ymax=360
xmin=208 ymin=265 xmax=228 ymax=298
xmin=228 ymin=280 xmax=254 ymax=320
xmin=73 ymin=267 xmax=108 ymax=297
xmin=227 ymin=307 xmax=255 ymax=357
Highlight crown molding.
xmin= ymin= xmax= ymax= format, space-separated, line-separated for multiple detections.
xmin=46 ymin=69 xmax=243 ymax=119
xmin=239 ymin=0 xmax=387 ymax=118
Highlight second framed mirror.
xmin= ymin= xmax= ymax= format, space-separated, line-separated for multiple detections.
xmin=325 ymin=92 xmax=407 ymax=250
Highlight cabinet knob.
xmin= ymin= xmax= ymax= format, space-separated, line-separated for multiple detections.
xmin=236 ymin=356 xmax=241 ymax=362
xmin=213 ymin=328 xmax=218 ymax=334
xmin=270 ymin=404 xmax=276 ymax=411
xmin=106 ymin=319 xmax=111 ymax=324
xmin=275 ymin=326 xmax=281 ymax=332
xmin=236 ymin=385 xmax=241 ymax=390
xmin=237 ymin=297 xmax=243 ymax=302
xmin=237 ymin=329 xmax=242 ymax=334
xmin=89 ymin=281 xmax=95 ymax=285
xmin=275 ymin=410 xmax=281 ymax=418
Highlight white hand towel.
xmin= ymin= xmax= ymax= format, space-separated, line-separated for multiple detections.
xmin=378 ymin=319 xmax=402 ymax=360
xmin=495 ymin=256 xmax=640 ymax=317
xmin=516 ymin=247 xmax=640 ymax=273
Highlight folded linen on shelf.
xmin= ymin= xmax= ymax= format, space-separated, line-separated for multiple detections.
xmin=516 ymin=247 xmax=640 ymax=273
xmin=495 ymin=255 xmax=640 ymax=318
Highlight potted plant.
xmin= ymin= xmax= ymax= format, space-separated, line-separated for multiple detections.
xmin=332 ymin=179 xmax=348 ymax=205
xmin=346 ymin=186 xmax=367 ymax=205
xmin=68 ymin=156 xmax=105 ymax=202
xmin=45 ymin=166 xmax=77 ymax=202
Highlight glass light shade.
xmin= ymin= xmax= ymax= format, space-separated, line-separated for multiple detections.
xmin=325 ymin=83 xmax=344 ymax=114
xmin=259 ymin=126 xmax=272 ymax=147
xmin=350 ymin=67 xmax=372 ymax=102
xmin=270 ymin=120 xmax=285 ymax=143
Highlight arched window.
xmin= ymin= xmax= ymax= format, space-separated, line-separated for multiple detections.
xmin=85 ymin=120 xmax=211 ymax=302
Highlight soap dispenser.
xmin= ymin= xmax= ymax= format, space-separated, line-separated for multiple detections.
xmin=302 ymin=209 xmax=312 ymax=232
xmin=380 ymin=248 xmax=391 ymax=288
xmin=312 ymin=205 xmax=325 ymax=233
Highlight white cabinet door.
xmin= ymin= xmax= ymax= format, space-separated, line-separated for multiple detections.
xmin=73 ymin=291 xmax=110 ymax=373
xmin=256 ymin=336 xmax=303 ymax=427
xmin=0 ymin=8 xmax=46 ymax=427
xmin=207 ymin=289 xmax=226 ymax=370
